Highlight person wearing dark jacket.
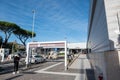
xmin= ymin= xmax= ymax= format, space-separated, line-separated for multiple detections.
xmin=13 ymin=54 xmax=20 ymax=74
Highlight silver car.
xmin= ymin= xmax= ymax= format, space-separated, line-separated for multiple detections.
xmin=31 ymin=55 xmax=45 ymax=63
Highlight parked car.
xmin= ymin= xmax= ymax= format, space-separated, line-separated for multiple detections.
xmin=30 ymin=55 xmax=45 ymax=63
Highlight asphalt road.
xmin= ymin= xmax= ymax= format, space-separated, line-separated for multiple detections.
xmin=0 ymin=58 xmax=78 ymax=80
xmin=0 ymin=58 xmax=64 ymax=73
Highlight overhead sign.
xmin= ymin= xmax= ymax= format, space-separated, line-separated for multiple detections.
xmin=26 ymin=41 xmax=67 ymax=71
xmin=29 ymin=42 xmax=65 ymax=48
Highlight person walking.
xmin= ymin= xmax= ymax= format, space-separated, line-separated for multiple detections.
xmin=13 ymin=54 xmax=20 ymax=74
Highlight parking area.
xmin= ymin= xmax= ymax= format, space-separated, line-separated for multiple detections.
xmin=0 ymin=60 xmax=76 ymax=80
xmin=0 ymin=54 xmax=93 ymax=80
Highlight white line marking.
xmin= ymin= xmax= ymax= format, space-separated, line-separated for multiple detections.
xmin=35 ymin=71 xmax=78 ymax=76
xmin=34 ymin=62 xmax=86 ymax=80
xmin=36 ymin=62 xmax=63 ymax=72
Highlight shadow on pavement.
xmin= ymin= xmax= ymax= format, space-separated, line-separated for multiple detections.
xmin=22 ymin=71 xmax=36 ymax=74
xmin=85 ymin=69 xmax=95 ymax=80
xmin=67 ymin=69 xmax=85 ymax=74
xmin=5 ymin=74 xmax=23 ymax=80
xmin=0 ymin=69 xmax=13 ymax=75
xmin=0 ymin=64 xmax=25 ymax=75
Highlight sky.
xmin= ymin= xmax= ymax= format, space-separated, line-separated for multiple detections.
xmin=0 ymin=0 xmax=90 ymax=44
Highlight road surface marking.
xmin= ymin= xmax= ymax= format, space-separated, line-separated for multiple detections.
xmin=36 ymin=62 xmax=63 ymax=72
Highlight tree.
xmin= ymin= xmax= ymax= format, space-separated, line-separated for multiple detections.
xmin=0 ymin=36 xmax=3 ymax=47
xmin=13 ymin=28 xmax=36 ymax=46
xmin=0 ymin=21 xmax=20 ymax=46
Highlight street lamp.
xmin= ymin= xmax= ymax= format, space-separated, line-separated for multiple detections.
xmin=32 ymin=10 xmax=35 ymax=42
xmin=27 ymin=10 xmax=35 ymax=68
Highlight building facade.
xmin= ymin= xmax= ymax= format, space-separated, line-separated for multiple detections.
xmin=87 ymin=0 xmax=120 ymax=80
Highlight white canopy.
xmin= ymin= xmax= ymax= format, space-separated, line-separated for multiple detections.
xmin=68 ymin=42 xmax=86 ymax=49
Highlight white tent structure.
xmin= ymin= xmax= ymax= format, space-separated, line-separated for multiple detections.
xmin=26 ymin=41 xmax=67 ymax=70
xmin=68 ymin=42 xmax=86 ymax=49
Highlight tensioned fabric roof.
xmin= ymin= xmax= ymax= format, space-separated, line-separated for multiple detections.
xmin=68 ymin=43 xmax=86 ymax=49
xmin=28 ymin=41 xmax=86 ymax=49
xmin=29 ymin=41 xmax=65 ymax=48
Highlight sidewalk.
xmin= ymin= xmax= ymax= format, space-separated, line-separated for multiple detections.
xmin=69 ymin=54 xmax=91 ymax=69
xmin=69 ymin=54 xmax=95 ymax=80
xmin=35 ymin=53 xmax=95 ymax=80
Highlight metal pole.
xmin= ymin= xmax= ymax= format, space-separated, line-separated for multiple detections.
xmin=26 ymin=43 xmax=29 ymax=68
xmin=64 ymin=41 xmax=67 ymax=71
xmin=32 ymin=10 xmax=35 ymax=42
xmin=117 ymin=12 xmax=120 ymax=31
